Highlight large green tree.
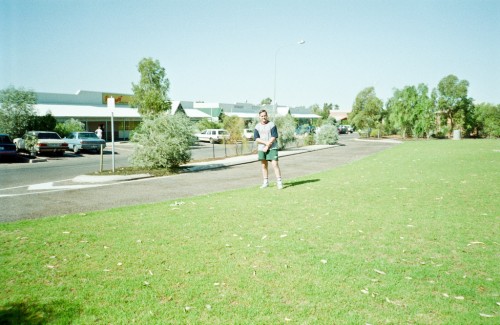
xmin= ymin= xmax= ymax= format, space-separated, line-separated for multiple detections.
xmin=387 ymin=83 xmax=436 ymax=138
xmin=0 ymin=87 xmax=37 ymax=137
xmin=349 ymin=87 xmax=383 ymax=136
xmin=474 ymin=102 xmax=500 ymax=138
xmin=434 ymin=75 xmax=473 ymax=136
xmin=131 ymin=58 xmax=171 ymax=116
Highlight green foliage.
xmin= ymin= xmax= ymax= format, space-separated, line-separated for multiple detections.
xmin=273 ymin=114 xmax=297 ymax=149
xmin=260 ymin=97 xmax=272 ymax=105
xmin=474 ymin=102 xmax=500 ymax=138
xmin=131 ymin=57 xmax=171 ymax=117
xmin=54 ymin=118 xmax=85 ymax=137
xmin=196 ymin=119 xmax=221 ymax=131
xmin=222 ymin=115 xmax=244 ymax=143
xmin=23 ymin=134 xmax=38 ymax=154
xmin=303 ymin=133 xmax=315 ymax=145
xmin=321 ymin=102 xmax=333 ymax=120
xmin=28 ymin=113 xmax=58 ymax=132
xmin=350 ymin=87 xmax=383 ymax=136
xmin=315 ymin=123 xmax=339 ymax=145
xmin=0 ymin=86 xmax=37 ymax=137
xmin=130 ymin=114 xmax=193 ymax=170
xmin=435 ymin=74 xmax=473 ymax=135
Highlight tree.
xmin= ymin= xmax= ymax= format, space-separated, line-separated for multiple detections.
xmin=435 ymin=75 xmax=473 ymax=136
xmin=321 ymin=103 xmax=332 ymax=120
xmin=349 ymin=87 xmax=383 ymax=137
xmin=130 ymin=114 xmax=194 ymax=170
xmin=0 ymin=87 xmax=37 ymax=137
xmin=131 ymin=58 xmax=171 ymax=116
xmin=130 ymin=57 xmax=193 ymax=170
xmin=386 ymin=83 xmax=435 ymax=138
xmin=474 ymin=102 xmax=500 ymax=138
xmin=260 ymin=98 xmax=272 ymax=105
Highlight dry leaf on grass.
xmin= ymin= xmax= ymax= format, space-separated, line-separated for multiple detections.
xmin=320 ymin=259 xmax=328 ymax=264
xmin=374 ymin=269 xmax=386 ymax=275
xmin=467 ymin=241 xmax=485 ymax=246
xmin=361 ymin=289 xmax=369 ymax=294
xmin=454 ymin=296 xmax=465 ymax=300
xmin=479 ymin=313 xmax=494 ymax=318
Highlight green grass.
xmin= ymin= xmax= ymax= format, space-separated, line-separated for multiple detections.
xmin=1 ymin=139 xmax=499 ymax=324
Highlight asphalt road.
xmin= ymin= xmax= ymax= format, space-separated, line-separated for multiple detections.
xmin=0 ymin=137 xmax=400 ymax=223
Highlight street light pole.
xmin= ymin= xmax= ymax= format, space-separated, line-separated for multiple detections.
xmin=273 ymin=40 xmax=305 ymax=117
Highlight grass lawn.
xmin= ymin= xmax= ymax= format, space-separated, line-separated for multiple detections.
xmin=1 ymin=139 xmax=498 ymax=324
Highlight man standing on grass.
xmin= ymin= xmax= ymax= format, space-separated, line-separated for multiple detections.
xmin=254 ymin=109 xmax=283 ymax=189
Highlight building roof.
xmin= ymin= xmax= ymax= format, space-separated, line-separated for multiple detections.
xmin=35 ymin=104 xmax=141 ymax=119
xmin=329 ymin=111 xmax=349 ymax=121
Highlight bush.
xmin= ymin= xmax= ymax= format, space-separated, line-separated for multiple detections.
xmin=274 ymin=114 xmax=297 ymax=149
xmin=315 ymin=124 xmax=339 ymax=145
xmin=54 ymin=118 xmax=84 ymax=137
xmin=130 ymin=114 xmax=194 ymax=170
xmin=303 ymin=134 xmax=315 ymax=145
xmin=196 ymin=119 xmax=221 ymax=132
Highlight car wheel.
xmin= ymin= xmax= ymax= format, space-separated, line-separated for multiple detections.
xmin=73 ymin=146 xmax=79 ymax=154
xmin=209 ymin=138 xmax=215 ymax=144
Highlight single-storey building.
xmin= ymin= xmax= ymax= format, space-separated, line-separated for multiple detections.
xmin=33 ymin=90 xmax=322 ymax=140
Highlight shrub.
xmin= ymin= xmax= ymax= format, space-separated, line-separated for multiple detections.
xmin=130 ymin=114 xmax=194 ymax=170
xmin=303 ymin=134 xmax=315 ymax=145
xmin=274 ymin=114 xmax=296 ymax=149
xmin=54 ymin=118 xmax=84 ymax=137
xmin=315 ymin=124 xmax=339 ymax=145
xmin=196 ymin=119 xmax=221 ymax=132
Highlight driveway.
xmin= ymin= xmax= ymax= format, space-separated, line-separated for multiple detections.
xmin=0 ymin=138 xmax=400 ymax=223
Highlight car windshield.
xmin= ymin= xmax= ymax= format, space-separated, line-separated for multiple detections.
xmin=37 ymin=132 xmax=61 ymax=139
xmin=79 ymin=133 xmax=99 ymax=139
xmin=0 ymin=135 xmax=13 ymax=143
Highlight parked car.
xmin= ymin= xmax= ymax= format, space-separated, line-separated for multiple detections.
xmin=64 ymin=131 xmax=106 ymax=153
xmin=14 ymin=131 xmax=68 ymax=156
xmin=195 ymin=129 xmax=229 ymax=143
xmin=243 ymin=128 xmax=254 ymax=140
xmin=338 ymin=125 xmax=348 ymax=134
xmin=344 ymin=125 xmax=354 ymax=133
xmin=0 ymin=133 xmax=18 ymax=161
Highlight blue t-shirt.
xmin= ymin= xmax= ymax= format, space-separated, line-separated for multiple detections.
xmin=254 ymin=121 xmax=278 ymax=152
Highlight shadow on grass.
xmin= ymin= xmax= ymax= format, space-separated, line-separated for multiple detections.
xmin=285 ymin=179 xmax=320 ymax=188
xmin=0 ymin=300 xmax=80 ymax=324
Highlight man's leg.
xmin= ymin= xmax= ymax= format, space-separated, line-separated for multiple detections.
xmin=271 ymin=160 xmax=283 ymax=189
xmin=260 ymin=160 xmax=269 ymax=188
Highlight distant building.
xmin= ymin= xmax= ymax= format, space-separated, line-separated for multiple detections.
xmin=329 ymin=111 xmax=349 ymax=123
xmin=33 ymin=90 xmax=321 ymax=140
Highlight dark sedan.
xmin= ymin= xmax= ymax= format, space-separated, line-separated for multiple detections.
xmin=0 ymin=133 xmax=18 ymax=162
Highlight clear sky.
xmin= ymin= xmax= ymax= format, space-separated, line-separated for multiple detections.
xmin=1 ymin=0 xmax=499 ymax=111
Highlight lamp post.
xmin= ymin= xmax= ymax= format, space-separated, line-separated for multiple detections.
xmin=273 ymin=39 xmax=305 ymax=117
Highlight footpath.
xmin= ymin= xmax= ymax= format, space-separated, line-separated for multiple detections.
xmin=72 ymin=144 xmax=337 ymax=184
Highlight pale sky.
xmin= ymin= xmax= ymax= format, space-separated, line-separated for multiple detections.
xmin=1 ymin=0 xmax=499 ymax=111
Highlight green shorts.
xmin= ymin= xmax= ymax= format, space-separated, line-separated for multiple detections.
xmin=258 ymin=149 xmax=279 ymax=161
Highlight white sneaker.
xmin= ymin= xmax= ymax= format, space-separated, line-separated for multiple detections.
xmin=277 ymin=181 xmax=283 ymax=189
xmin=260 ymin=182 xmax=269 ymax=189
